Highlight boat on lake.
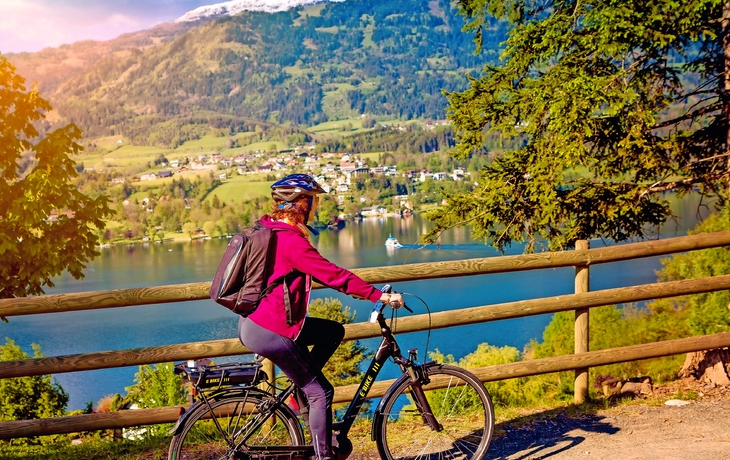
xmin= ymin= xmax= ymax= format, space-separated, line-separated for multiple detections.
xmin=385 ymin=235 xmax=403 ymax=248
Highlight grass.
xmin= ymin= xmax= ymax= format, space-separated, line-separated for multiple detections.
xmin=359 ymin=152 xmax=382 ymax=163
xmin=309 ymin=118 xmax=371 ymax=134
xmin=237 ymin=140 xmax=286 ymax=153
xmin=294 ymin=3 xmax=326 ymax=25
xmin=205 ymin=176 xmax=273 ymax=204
xmin=175 ymin=135 xmax=228 ymax=152
xmin=671 ymin=388 xmax=698 ymax=401
xmin=320 ymin=83 xmax=359 ymax=120
xmin=0 ymin=436 xmax=170 ymax=460
xmin=76 ymin=144 xmax=171 ymax=170
xmin=122 ymin=174 xmax=272 ymax=206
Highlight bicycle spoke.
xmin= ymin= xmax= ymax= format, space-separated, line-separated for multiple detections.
xmin=169 ymin=392 xmax=305 ymax=460
xmin=376 ymin=365 xmax=494 ymax=460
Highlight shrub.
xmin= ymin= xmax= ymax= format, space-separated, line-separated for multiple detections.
xmin=0 ymin=338 xmax=68 ymax=445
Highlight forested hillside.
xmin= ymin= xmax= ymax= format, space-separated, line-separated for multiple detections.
xmin=23 ymin=0 xmax=506 ymax=147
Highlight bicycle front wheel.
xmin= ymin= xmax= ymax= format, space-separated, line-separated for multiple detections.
xmin=374 ymin=364 xmax=495 ymax=460
xmin=169 ymin=390 xmax=305 ymax=460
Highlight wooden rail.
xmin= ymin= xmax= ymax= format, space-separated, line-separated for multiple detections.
xmin=3 ymin=274 xmax=730 ymax=379
xmin=2 ymin=331 xmax=729 ymax=439
xmin=1 ymin=231 xmax=729 ymax=440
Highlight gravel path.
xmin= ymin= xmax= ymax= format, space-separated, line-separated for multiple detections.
xmin=486 ymin=399 xmax=730 ymax=459
xmin=347 ymin=379 xmax=730 ymax=460
xmin=486 ymin=379 xmax=730 ymax=460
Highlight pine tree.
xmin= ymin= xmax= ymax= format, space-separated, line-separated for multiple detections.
xmin=426 ymin=0 xmax=729 ymax=251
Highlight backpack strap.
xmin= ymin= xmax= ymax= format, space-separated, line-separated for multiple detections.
xmin=281 ymin=271 xmax=299 ymax=326
xmin=258 ymin=270 xmax=299 ymax=325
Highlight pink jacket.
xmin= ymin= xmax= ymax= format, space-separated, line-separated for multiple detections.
xmin=247 ymin=215 xmax=382 ymax=338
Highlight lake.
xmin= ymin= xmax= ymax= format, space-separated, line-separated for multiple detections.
xmin=3 ymin=196 xmax=710 ymax=410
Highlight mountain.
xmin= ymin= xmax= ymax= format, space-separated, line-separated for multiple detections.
xmin=6 ymin=22 xmax=196 ymax=96
xmin=11 ymin=0 xmax=507 ymax=148
xmin=176 ymin=0 xmax=343 ymax=22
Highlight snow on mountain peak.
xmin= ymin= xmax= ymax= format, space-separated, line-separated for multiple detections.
xmin=175 ymin=0 xmax=343 ymax=22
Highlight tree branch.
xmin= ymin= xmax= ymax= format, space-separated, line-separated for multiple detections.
xmin=640 ymin=173 xmax=726 ymax=195
xmin=653 ymin=104 xmax=721 ymax=129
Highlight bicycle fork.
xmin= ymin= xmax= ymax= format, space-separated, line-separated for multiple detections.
xmin=398 ymin=350 xmax=443 ymax=432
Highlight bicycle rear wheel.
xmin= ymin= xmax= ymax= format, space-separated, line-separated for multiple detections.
xmin=168 ymin=390 xmax=305 ymax=460
xmin=374 ymin=364 xmax=494 ymax=460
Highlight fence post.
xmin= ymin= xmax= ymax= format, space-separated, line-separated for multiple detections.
xmin=574 ymin=240 xmax=590 ymax=403
xmin=262 ymin=359 xmax=276 ymax=394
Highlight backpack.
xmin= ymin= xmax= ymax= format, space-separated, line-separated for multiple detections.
xmin=209 ymin=221 xmax=295 ymax=320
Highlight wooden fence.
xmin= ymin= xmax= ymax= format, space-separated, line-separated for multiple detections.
xmin=1 ymin=231 xmax=730 ymax=440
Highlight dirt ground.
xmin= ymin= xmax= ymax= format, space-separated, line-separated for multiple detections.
xmin=345 ymin=378 xmax=730 ymax=460
xmin=484 ymin=378 xmax=730 ymax=460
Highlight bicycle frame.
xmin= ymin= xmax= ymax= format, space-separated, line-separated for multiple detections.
xmin=172 ymin=287 xmax=442 ymax=458
xmin=334 ymin=303 xmax=440 ymax=439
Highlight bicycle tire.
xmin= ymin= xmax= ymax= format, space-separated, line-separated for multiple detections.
xmin=168 ymin=390 xmax=306 ymax=460
xmin=374 ymin=364 xmax=495 ymax=460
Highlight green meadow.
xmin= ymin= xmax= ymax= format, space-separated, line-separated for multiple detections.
xmin=205 ymin=175 xmax=273 ymax=204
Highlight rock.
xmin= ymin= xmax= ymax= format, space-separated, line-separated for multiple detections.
xmin=665 ymin=399 xmax=691 ymax=406
xmin=618 ymin=377 xmax=653 ymax=397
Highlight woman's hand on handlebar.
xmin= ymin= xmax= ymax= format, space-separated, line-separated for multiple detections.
xmin=379 ymin=292 xmax=404 ymax=309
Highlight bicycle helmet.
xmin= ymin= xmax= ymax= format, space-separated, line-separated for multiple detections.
xmin=270 ymin=173 xmax=325 ymax=203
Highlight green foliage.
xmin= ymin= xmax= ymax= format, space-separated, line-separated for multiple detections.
xmin=125 ymin=363 xmax=187 ymax=409
xmin=123 ymin=363 xmax=187 ymax=437
xmin=522 ymin=210 xmax=729 ymax=388
xmin=658 ymin=209 xmax=730 ymax=335
xmin=428 ymin=0 xmax=728 ymax=251
xmin=431 ymin=343 xmax=552 ymax=408
xmin=315 ymin=194 xmax=340 ymax=225
xmin=307 ymin=298 xmax=370 ymax=385
xmin=529 ymin=302 xmax=692 ymax=389
xmin=0 ymin=339 xmax=68 ymax=445
xmin=0 ymin=57 xmax=112 ymax=302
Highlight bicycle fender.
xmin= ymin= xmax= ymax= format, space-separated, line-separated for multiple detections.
xmin=167 ymin=387 xmax=271 ymax=436
xmin=168 ymin=401 xmax=204 ymax=435
xmin=370 ymin=362 xmax=442 ymax=441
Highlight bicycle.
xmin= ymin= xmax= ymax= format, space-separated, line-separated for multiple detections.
xmin=168 ymin=285 xmax=495 ymax=459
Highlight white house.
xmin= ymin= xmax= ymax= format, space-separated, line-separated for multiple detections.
xmin=361 ymin=206 xmax=386 ymax=217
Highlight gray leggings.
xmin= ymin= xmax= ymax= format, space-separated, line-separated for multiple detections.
xmin=238 ymin=316 xmax=345 ymax=460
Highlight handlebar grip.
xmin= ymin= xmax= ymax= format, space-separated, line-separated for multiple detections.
xmin=369 ymin=285 xmax=413 ymax=320
xmin=369 ymin=285 xmax=392 ymax=323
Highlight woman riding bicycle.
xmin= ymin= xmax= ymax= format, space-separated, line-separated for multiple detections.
xmin=238 ymin=173 xmax=402 ymax=460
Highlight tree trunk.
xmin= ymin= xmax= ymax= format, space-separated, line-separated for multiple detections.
xmin=724 ymin=3 xmax=730 ymax=200
xmin=678 ymin=348 xmax=730 ymax=386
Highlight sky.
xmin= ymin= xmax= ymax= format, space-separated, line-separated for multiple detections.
xmin=0 ymin=0 xmax=217 ymax=54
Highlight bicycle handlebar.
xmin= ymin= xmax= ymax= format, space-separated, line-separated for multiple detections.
xmin=369 ymin=284 xmax=411 ymax=323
